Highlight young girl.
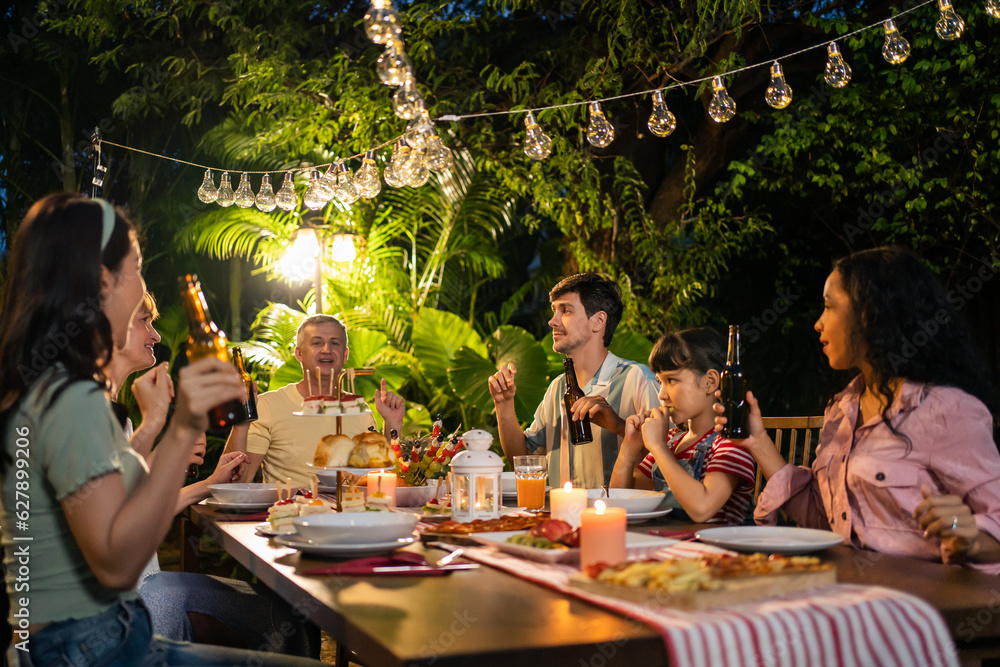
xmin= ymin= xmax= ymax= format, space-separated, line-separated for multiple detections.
xmin=718 ymin=246 xmax=1000 ymax=572
xmin=610 ymin=327 xmax=756 ymax=524
xmin=0 ymin=193 xmax=323 ymax=666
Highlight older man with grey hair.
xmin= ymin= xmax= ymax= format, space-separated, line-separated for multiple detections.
xmin=224 ymin=314 xmax=404 ymax=486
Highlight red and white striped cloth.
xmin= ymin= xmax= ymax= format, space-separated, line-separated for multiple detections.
xmin=460 ymin=540 xmax=959 ymax=667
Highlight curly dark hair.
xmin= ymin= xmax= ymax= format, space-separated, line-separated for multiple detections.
xmin=649 ymin=327 xmax=726 ymax=376
xmin=833 ymin=246 xmax=999 ymax=434
xmin=549 ymin=273 xmax=623 ymax=348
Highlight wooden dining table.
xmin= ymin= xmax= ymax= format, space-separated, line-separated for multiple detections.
xmin=182 ymin=504 xmax=1000 ymax=666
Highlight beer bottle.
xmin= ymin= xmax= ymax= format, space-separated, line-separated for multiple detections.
xmin=720 ymin=325 xmax=749 ymax=438
xmin=233 ymin=346 xmax=258 ymax=422
xmin=178 ymin=274 xmax=246 ymax=429
xmin=563 ymin=358 xmax=593 ymax=445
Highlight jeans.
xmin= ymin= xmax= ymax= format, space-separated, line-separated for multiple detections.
xmin=20 ymin=599 xmax=324 ymax=667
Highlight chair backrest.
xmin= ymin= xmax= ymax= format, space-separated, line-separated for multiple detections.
xmin=754 ymin=416 xmax=825 ymax=501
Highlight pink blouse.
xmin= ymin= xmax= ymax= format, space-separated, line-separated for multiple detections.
xmin=756 ymin=377 xmax=1000 ymax=574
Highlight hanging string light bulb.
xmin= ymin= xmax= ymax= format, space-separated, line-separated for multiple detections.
xmin=882 ymin=19 xmax=911 ymax=65
xmin=586 ymin=102 xmax=615 ymax=148
xmin=424 ymin=135 xmax=454 ymax=172
xmin=318 ymin=164 xmax=337 ymax=197
xmin=215 ymin=172 xmax=236 ymax=207
xmin=824 ymin=42 xmax=852 ymax=88
xmin=384 ymin=141 xmax=410 ymax=187
xmin=197 ymin=169 xmax=218 ymax=203
xmin=988 ymin=0 xmax=1000 ymax=19
xmin=406 ymin=151 xmax=430 ymax=187
xmin=393 ymin=74 xmax=425 ymax=120
xmin=303 ymin=171 xmax=328 ymax=210
xmin=647 ymin=91 xmax=676 ymax=138
xmin=354 ymin=152 xmax=382 ymax=198
xmin=404 ymin=112 xmax=435 ymax=150
xmin=234 ymin=172 xmax=256 ymax=208
xmin=275 ymin=172 xmax=298 ymax=211
xmin=364 ymin=0 xmax=402 ymax=45
xmin=523 ymin=111 xmax=553 ymax=160
xmin=935 ymin=0 xmax=965 ymax=40
xmin=333 ymin=163 xmax=359 ymax=205
xmin=765 ymin=62 xmax=793 ymax=109
xmin=377 ymin=44 xmax=410 ymax=86
xmin=255 ymin=174 xmax=277 ymax=212
xmin=708 ymin=77 xmax=737 ymax=123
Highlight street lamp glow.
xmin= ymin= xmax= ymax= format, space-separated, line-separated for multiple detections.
xmin=330 ymin=234 xmax=357 ymax=263
xmin=278 ymin=227 xmax=320 ymax=282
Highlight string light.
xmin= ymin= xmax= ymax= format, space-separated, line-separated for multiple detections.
xmin=882 ymin=19 xmax=911 ymax=65
xmin=988 ymin=0 xmax=1000 ymax=19
xmin=708 ymin=77 xmax=737 ymax=123
xmin=522 ymin=111 xmax=553 ymax=160
xmin=647 ymin=91 xmax=677 ymax=137
xmin=333 ymin=163 xmax=360 ymax=204
xmin=935 ymin=0 xmax=965 ymax=39
xmin=197 ymin=169 xmax=218 ymax=203
xmin=586 ymin=102 xmax=615 ymax=148
xmin=275 ymin=172 xmax=298 ymax=211
xmin=303 ymin=170 xmax=328 ymax=210
xmin=384 ymin=141 xmax=410 ymax=187
xmin=393 ymin=75 xmax=425 ymax=119
xmin=824 ymin=43 xmax=852 ymax=88
xmin=363 ymin=0 xmax=402 ymax=45
xmin=234 ymin=172 xmax=256 ymax=208
xmin=377 ymin=44 xmax=410 ymax=86
xmin=765 ymin=62 xmax=793 ymax=109
xmin=255 ymin=174 xmax=277 ymax=212
xmin=354 ymin=152 xmax=383 ymax=198
xmin=425 ymin=135 xmax=455 ymax=172
xmin=215 ymin=172 xmax=236 ymax=207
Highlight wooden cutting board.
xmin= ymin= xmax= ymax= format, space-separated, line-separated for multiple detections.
xmin=568 ymin=568 xmax=836 ymax=611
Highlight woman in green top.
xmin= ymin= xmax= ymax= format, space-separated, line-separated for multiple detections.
xmin=0 ymin=193 xmax=324 ymax=666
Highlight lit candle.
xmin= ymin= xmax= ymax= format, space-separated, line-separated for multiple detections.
xmin=366 ymin=470 xmax=397 ymax=507
xmin=550 ymin=481 xmax=587 ymax=527
xmin=580 ymin=500 xmax=627 ymax=570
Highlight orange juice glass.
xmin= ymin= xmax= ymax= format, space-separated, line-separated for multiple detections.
xmin=513 ymin=455 xmax=547 ymax=510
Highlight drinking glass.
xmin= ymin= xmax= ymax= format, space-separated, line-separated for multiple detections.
xmin=513 ymin=455 xmax=547 ymax=510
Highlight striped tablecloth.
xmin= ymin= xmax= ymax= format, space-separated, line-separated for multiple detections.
xmin=456 ymin=540 xmax=958 ymax=667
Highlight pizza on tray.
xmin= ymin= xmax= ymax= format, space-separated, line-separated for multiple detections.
xmin=428 ymin=513 xmax=549 ymax=534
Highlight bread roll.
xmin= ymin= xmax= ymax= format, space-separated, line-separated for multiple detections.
xmin=348 ymin=431 xmax=397 ymax=468
xmin=313 ymin=433 xmax=355 ymax=467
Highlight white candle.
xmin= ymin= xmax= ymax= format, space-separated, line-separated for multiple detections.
xmin=580 ymin=500 xmax=627 ymax=569
xmin=366 ymin=470 xmax=397 ymax=507
xmin=550 ymin=481 xmax=587 ymax=527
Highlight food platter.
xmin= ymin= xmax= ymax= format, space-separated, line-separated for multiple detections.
xmin=471 ymin=530 xmax=676 ymax=564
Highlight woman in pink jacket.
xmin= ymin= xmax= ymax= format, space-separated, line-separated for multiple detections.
xmin=719 ymin=246 xmax=1000 ymax=572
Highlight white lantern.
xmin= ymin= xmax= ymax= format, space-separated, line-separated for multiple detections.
xmin=449 ymin=429 xmax=503 ymax=522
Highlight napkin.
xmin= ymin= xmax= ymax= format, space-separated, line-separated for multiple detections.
xmin=302 ymin=552 xmax=455 ymax=576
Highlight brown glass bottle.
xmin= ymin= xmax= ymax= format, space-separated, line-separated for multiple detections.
xmin=719 ymin=325 xmax=749 ymax=438
xmin=178 ymin=274 xmax=246 ymax=429
xmin=232 ymin=346 xmax=258 ymax=422
xmin=563 ymin=358 xmax=593 ymax=445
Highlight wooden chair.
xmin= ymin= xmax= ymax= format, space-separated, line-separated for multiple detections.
xmin=753 ymin=416 xmax=825 ymax=501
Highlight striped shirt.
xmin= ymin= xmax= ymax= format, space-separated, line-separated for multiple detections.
xmin=638 ymin=427 xmax=756 ymax=525
xmin=524 ymin=351 xmax=660 ymax=489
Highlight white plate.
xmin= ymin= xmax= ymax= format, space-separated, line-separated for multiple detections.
xmin=306 ymin=464 xmax=388 ymax=476
xmin=471 ymin=531 xmax=677 ymax=564
xmin=292 ymin=409 xmax=372 ymax=417
xmin=625 ymin=507 xmax=674 ymax=524
xmin=274 ymin=534 xmax=416 ymax=557
xmin=695 ymin=526 xmax=845 ymax=555
xmin=203 ymin=498 xmax=274 ymax=511
xmin=255 ymin=522 xmax=295 ymax=537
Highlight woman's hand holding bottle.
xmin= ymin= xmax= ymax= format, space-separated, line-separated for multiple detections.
xmin=713 ymin=389 xmax=787 ymax=480
xmin=172 ymin=358 xmax=247 ymax=436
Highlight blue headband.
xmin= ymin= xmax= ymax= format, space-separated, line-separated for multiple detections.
xmin=94 ymin=199 xmax=115 ymax=251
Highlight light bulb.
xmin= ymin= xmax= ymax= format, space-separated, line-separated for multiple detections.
xmin=824 ymin=42 xmax=852 ymax=88
xmin=765 ymin=62 xmax=793 ymax=109
xmin=647 ymin=90 xmax=676 ymax=137
xmin=255 ymin=174 xmax=277 ymax=212
xmin=275 ymin=172 xmax=298 ymax=211
xmin=318 ymin=164 xmax=337 ymax=198
xmin=197 ymin=169 xmax=218 ymax=203
xmin=377 ymin=44 xmax=410 ymax=86
xmin=882 ymin=19 xmax=911 ymax=65
xmin=404 ymin=112 xmax=434 ymax=150
xmin=708 ymin=77 xmax=736 ymax=123
xmin=935 ymin=0 xmax=965 ymax=39
xmin=523 ymin=111 xmax=553 ymax=160
xmin=234 ymin=172 xmax=256 ymax=208
xmin=334 ymin=163 xmax=359 ymax=205
xmin=402 ymin=146 xmax=425 ymax=181
xmin=363 ymin=2 xmax=402 ymax=45
xmin=424 ymin=136 xmax=454 ymax=172
xmin=586 ymin=102 xmax=615 ymax=148
xmin=215 ymin=172 xmax=235 ymax=207
xmin=384 ymin=142 xmax=410 ymax=187
xmin=393 ymin=76 xmax=425 ymax=120
xmin=407 ymin=159 xmax=430 ymax=187
xmin=303 ymin=171 xmax=327 ymax=210
xmin=988 ymin=0 xmax=1000 ymax=19
xmin=354 ymin=152 xmax=382 ymax=198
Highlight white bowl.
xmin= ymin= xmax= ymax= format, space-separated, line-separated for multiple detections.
xmin=395 ymin=485 xmax=445 ymax=507
xmin=501 ymin=471 xmax=516 ymax=494
xmin=208 ymin=483 xmax=279 ymax=504
xmin=586 ymin=488 xmax=666 ymax=513
xmin=291 ymin=512 xmax=419 ymax=544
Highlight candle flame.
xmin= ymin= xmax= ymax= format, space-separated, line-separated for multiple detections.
xmin=595 ymin=500 xmax=607 ymax=514
xmin=563 ymin=481 xmax=572 ymax=492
